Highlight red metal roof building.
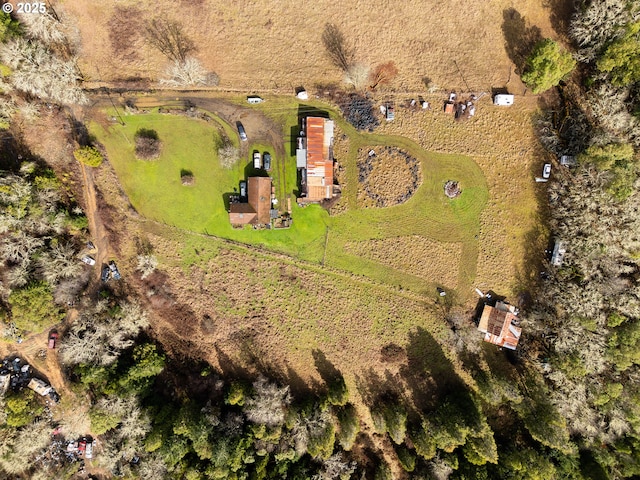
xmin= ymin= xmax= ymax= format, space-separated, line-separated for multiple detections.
xmin=477 ymin=301 xmax=521 ymax=350
xmin=302 ymin=117 xmax=334 ymax=202
xmin=229 ymin=177 xmax=272 ymax=226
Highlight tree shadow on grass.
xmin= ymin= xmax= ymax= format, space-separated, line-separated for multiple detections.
xmin=399 ymin=327 xmax=468 ymax=412
xmin=502 ymin=8 xmax=543 ymax=75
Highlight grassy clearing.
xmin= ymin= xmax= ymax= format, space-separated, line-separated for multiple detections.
xmin=91 ymin=113 xmax=329 ymax=262
xmin=93 ymin=98 xmax=489 ymax=296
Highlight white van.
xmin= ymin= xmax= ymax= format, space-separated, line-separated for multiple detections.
xmin=247 ymin=96 xmax=263 ymax=104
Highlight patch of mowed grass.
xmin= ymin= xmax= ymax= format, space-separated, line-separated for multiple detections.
xmin=91 ymin=113 xmax=330 ymax=261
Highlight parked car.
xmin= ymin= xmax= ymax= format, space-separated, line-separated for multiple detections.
xmin=253 ymin=151 xmax=262 ymax=169
xmin=81 ymin=255 xmax=96 ymax=266
xmin=85 ymin=442 xmax=93 ymax=459
xmin=78 ymin=439 xmax=87 ymax=456
xmin=247 ymin=96 xmax=263 ymax=104
xmin=108 ymin=260 xmax=121 ymax=280
xmin=101 ymin=265 xmax=110 ymax=282
xmin=543 ymin=163 xmax=552 ymax=179
xmin=48 ymin=332 xmax=58 ymax=349
xmin=237 ymin=122 xmax=247 ymax=141
xmin=263 ymin=152 xmax=271 ymax=171
xmin=239 ymin=181 xmax=247 ymax=198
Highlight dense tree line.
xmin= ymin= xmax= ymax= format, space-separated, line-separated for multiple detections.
xmin=519 ymin=1 xmax=640 ymax=477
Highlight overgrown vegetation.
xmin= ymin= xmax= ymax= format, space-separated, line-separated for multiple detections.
xmin=73 ymin=146 xmax=103 ymax=167
xmin=521 ymin=38 xmax=576 ymax=93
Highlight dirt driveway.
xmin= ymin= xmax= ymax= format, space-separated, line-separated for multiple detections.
xmin=89 ymin=92 xmax=287 ymax=160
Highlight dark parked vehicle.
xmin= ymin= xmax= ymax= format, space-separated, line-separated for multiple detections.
xmin=263 ymin=152 xmax=271 ymax=171
xmin=101 ymin=265 xmax=110 ymax=282
xmin=236 ymin=122 xmax=247 ymax=141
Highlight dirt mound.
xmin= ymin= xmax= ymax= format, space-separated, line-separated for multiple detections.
xmin=357 ymin=146 xmax=421 ymax=208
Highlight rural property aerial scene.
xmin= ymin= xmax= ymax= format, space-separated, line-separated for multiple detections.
xmin=0 ymin=0 xmax=640 ymax=478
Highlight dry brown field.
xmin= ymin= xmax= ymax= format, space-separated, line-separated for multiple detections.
xmin=345 ymin=237 xmax=463 ymax=289
xmin=63 ymin=0 xmax=561 ymax=92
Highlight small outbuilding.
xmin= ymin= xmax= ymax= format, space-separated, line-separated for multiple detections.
xmin=478 ymin=301 xmax=521 ymax=350
xmin=493 ymin=94 xmax=514 ymax=106
xmin=560 ymin=155 xmax=576 ymax=166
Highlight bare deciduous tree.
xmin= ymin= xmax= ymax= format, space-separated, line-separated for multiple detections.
xmin=314 ymin=453 xmax=357 ymax=480
xmin=343 ymin=64 xmax=370 ymax=91
xmin=322 ymin=23 xmax=355 ymax=72
xmin=369 ymin=61 xmax=398 ymax=90
xmin=39 ymin=242 xmax=82 ymax=284
xmin=244 ymin=376 xmax=291 ymax=427
xmin=136 ymin=254 xmax=158 ymax=280
xmin=1 ymin=38 xmax=86 ymax=105
xmin=60 ymin=301 xmax=149 ymax=366
xmin=160 ymin=57 xmax=216 ymax=87
xmin=570 ymin=0 xmax=633 ymax=62
xmin=17 ymin=12 xmax=66 ymax=45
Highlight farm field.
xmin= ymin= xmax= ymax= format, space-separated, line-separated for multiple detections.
xmin=65 ymin=0 xmax=561 ymax=93
xmin=91 ymin=97 xmax=488 ymax=297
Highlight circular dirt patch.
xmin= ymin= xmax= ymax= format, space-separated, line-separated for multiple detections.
xmin=444 ymin=180 xmax=462 ymax=198
xmin=357 ymin=146 xmax=422 ymax=208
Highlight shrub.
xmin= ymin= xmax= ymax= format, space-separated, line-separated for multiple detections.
xmin=134 ymin=128 xmax=162 ymax=159
xmin=521 ymin=39 xmax=576 ymax=94
xmin=73 ymin=146 xmax=103 ymax=167
xmin=8 ymin=281 xmax=63 ymax=332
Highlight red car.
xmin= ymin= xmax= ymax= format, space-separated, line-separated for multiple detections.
xmin=48 ymin=332 xmax=58 ymax=349
xmin=78 ymin=440 xmax=87 ymax=455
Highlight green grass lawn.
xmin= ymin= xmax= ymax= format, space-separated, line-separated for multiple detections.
xmin=92 ymin=99 xmax=488 ymax=296
xmin=91 ymin=113 xmax=329 ymax=261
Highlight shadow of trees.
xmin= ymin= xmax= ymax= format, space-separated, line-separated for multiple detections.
xmin=543 ymin=0 xmax=577 ymax=38
xmin=502 ymin=8 xmax=543 ymax=74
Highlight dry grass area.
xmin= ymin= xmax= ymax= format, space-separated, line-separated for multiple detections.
xmin=137 ymin=226 xmax=452 ymax=394
xmin=374 ymin=94 xmax=546 ymax=296
xmin=63 ymin=0 xmax=558 ymax=92
xmin=356 ymin=146 xmax=422 ymax=208
xmin=345 ymin=237 xmax=462 ymax=289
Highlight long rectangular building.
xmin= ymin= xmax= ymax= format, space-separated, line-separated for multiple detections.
xmin=297 ymin=117 xmax=334 ymax=203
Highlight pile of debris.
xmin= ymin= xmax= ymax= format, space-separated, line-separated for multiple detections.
xmin=0 ymin=357 xmax=60 ymax=402
xmin=444 ymin=180 xmax=462 ymax=198
xmin=443 ymin=92 xmax=479 ymax=121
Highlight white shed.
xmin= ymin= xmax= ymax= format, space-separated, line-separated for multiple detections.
xmin=493 ymin=94 xmax=514 ymax=106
